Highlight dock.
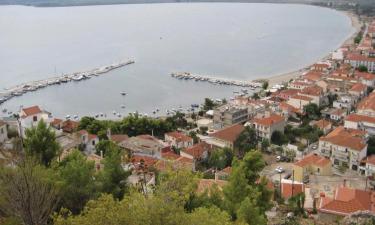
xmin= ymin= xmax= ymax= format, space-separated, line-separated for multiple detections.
xmin=0 ymin=59 xmax=135 ymax=105
xmin=170 ymin=72 xmax=262 ymax=88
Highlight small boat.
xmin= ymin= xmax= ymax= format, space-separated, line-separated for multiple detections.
xmin=2 ymin=109 xmax=7 ymax=113
xmin=121 ymin=92 xmax=127 ymax=96
xmin=73 ymin=115 xmax=78 ymax=119
xmin=100 ymin=113 xmax=104 ymax=117
xmin=121 ymin=105 xmax=126 ymax=109
xmin=66 ymin=115 xmax=71 ymax=119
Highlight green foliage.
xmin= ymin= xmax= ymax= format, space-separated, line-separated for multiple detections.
xmin=240 ymin=151 xmax=265 ymax=185
xmin=24 ymin=120 xmax=60 ymax=166
xmin=262 ymin=81 xmax=269 ymax=90
xmin=199 ymin=126 xmax=208 ymax=135
xmin=303 ymin=103 xmax=320 ymax=121
xmin=358 ymin=65 xmax=368 ymax=72
xmin=95 ymin=140 xmax=117 ymax=156
xmin=271 ymin=130 xmax=288 ymax=146
xmin=208 ymin=147 xmax=233 ymax=170
xmin=96 ymin=145 xmax=129 ymax=200
xmin=261 ymin=138 xmax=270 ymax=152
xmin=256 ymin=176 xmax=273 ymax=212
xmin=354 ymin=31 xmax=363 ymax=44
xmin=367 ymin=136 xmax=375 ymax=156
xmin=235 ymin=126 xmax=258 ymax=156
xmin=252 ymin=93 xmax=260 ymax=100
xmin=284 ymin=124 xmax=323 ymax=144
xmin=203 ymin=98 xmax=217 ymax=111
xmin=288 ymin=193 xmax=305 ymax=216
xmin=237 ymin=197 xmax=267 ymax=225
xmin=56 ymin=150 xmax=97 ymax=214
xmin=189 ymin=131 xmax=199 ymax=144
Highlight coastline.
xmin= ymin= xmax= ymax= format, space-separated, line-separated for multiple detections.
xmin=266 ymin=10 xmax=362 ymax=87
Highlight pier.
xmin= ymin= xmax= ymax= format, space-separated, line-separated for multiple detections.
xmin=0 ymin=59 xmax=135 ymax=105
xmin=171 ymin=72 xmax=262 ymax=88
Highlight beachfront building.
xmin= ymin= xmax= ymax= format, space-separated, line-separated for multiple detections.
xmin=318 ymin=126 xmax=368 ymax=171
xmin=0 ymin=120 xmax=7 ymax=143
xmin=213 ymin=104 xmax=249 ymax=129
xmin=293 ymin=153 xmax=331 ymax=183
xmin=164 ymin=131 xmax=193 ymax=149
xmin=250 ymin=114 xmax=285 ymax=140
xmin=344 ymin=53 xmax=375 ymax=72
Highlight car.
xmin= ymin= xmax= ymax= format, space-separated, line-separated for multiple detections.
xmin=275 ymin=166 xmax=284 ymax=173
xmin=311 ymin=145 xmax=318 ymax=150
xmin=276 ymin=156 xmax=281 ymax=161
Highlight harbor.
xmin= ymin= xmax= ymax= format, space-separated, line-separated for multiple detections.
xmin=0 ymin=59 xmax=135 ymax=105
xmin=171 ymin=72 xmax=262 ymax=88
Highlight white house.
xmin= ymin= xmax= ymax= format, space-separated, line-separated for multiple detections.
xmin=0 ymin=120 xmax=7 ymax=143
xmin=287 ymin=95 xmax=313 ymax=111
xmin=19 ymin=105 xmax=51 ymax=137
xmin=344 ymin=113 xmax=375 ymax=135
xmin=364 ymin=155 xmax=375 ymax=176
xmin=78 ymin=130 xmax=99 ymax=154
xmin=344 ymin=53 xmax=375 ymax=72
xmin=250 ymin=114 xmax=286 ymax=140
xmin=164 ymin=131 xmax=193 ymax=149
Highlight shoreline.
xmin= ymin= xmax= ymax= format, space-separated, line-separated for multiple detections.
xmin=266 ymin=10 xmax=362 ymax=86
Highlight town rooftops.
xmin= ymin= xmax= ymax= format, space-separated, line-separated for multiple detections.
xmin=78 ymin=130 xmax=98 ymax=141
xmin=320 ymin=126 xmax=367 ymax=151
xmin=345 ymin=113 xmax=375 ymax=124
xmin=312 ymin=119 xmax=332 ymax=130
xmin=21 ymin=105 xmax=42 ymax=117
xmin=349 ymin=83 xmax=367 ymax=93
xmin=290 ymin=95 xmax=313 ymax=101
xmin=301 ymin=85 xmax=323 ymax=96
xmin=303 ymin=71 xmax=324 ymax=81
xmin=357 ymin=92 xmax=375 ymax=112
xmin=355 ymin=71 xmax=375 ymax=81
xmin=346 ymin=53 xmax=375 ymax=62
xmin=252 ymin=114 xmax=285 ymax=126
xmin=62 ymin=120 xmax=79 ymax=133
xmin=319 ymin=186 xmax=375 ymax=216
xmin=294 ymin=153 xmax=330 ymax=167
xmin=209 ymin=124 xmax=244 ymax=143
xmin=165 ymin=131 xmax=193 ymax=142
xmin=110 ymin=134 xmax=129 ymax=143
xmin=281 ymin=179 xmax=304 ymax=199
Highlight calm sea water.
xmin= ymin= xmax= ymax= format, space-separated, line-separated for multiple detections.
xmin=0 ymin=3 xmax=353 ymax=119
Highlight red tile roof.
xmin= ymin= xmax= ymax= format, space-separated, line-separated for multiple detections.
xmin=290 ymin=95 xmax=313 ymax=101
xmin=346 ymin=53 xmax=375 ymax=62
xmin=252 ymin=114 xmax=285 ymax=126
xmin=319 ymin=186 xmax=375 ymax=216
xmin=165 ymin=131 xmax=193 ymax=142
xmin=357 ymin=92 xmax=375 ymax=112
xmin=110 ymin=134 xmax=129 ymax=143
xmin=320 ymin=126 xmax=367 ymax=151
xmin=303 ymin=71 xmax=324 ymax=81
xmin=294 ymin=153 xmax=330 ymax=167
xmin=131 ymin=155 xmax=158 ymax=169
xmin=301 ymin=85 xmax=323 ymax=96
xmin=209 ymin=124 xmax=245 ymax=143
xmin=281 ymin=180 xmax=304 ymax=199
xmin=355 ymin=72 xmax=375 ymax=81
xmin=62 ymin=120 xmax=79 ymax=133
xmin=182 ymin=142 xmax=213 ymax=159
xmin=161 ymin=150 xmax=180 ymax=160
xmin=197 ymin=179 xmax=227 ymax=193
xmin=22 ymin=106 xmax=42 ymax=117
xmin=349 ymin=83 xmax=367 ymax=93
xmin=50 ymin=118 xmax=62 ymax=126
xmin=313 ymin=119 xmax=332 ymax=130
xmin=345 ymin=113 xmax=375 ymax=124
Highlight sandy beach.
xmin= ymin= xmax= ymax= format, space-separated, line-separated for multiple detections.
xmin=266 ymin=10 xmax=362 ymax=87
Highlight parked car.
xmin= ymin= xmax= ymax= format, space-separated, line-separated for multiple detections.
xmin=276 ymin=155 xmax=281 ymax=161
xmin=275 ymin=166 xmax=284 ymax=173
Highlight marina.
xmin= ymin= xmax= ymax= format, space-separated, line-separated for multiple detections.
xmin=0 ymin=60 xmax=135 ymax=105
xmin=171 ymin=72 xmax=262 ymax=88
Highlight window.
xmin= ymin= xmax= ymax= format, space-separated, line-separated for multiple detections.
xmin=33 ymin=116 xmax=37 ymax=122
xmin=92 ymin=140 xmax=95 ymax=145
xmin=0 ymin=128 xmax=3 ymax=134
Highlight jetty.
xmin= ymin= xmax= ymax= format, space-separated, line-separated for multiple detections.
xmin=0 ymin=59 xmax=135 ymax=105
xmin=171 ymin=72 xmax=262 ymax=88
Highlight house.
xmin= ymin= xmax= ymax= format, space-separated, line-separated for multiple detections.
xmin=355 ymin=71 xmax=375 ymax=87
xmin=0 ymin=120 xmax=8 ymax=143
xmin=344 ymin=53 xmax=375 ymax=72
xmin=303 ymin=71 xmax=324 ymax=82
xmin=180 ymin=141 xmax=213 ymax=161
xmin=311 ymin=119 xmax=332 ymax=134
xmin=196 ymin=177 xmax=227 ymax=194
xmin=348 ymin=83 xmax=367 ymax=98
xmin=77 ymin=130 xmax=99 ymax=154
xmin=206 ymin=124 xmax=244 ymax=149
xmin=332 ymin=94 xmax=355 ymax=112
xmin=276 ymin=89 xmax=300 ymax=101
xmin=19 ymin=105 xmax=51 ymax=137
xmin=357 ymin=92 xmax=375 ymax=117
xmin=280 ymin=179 xmax=305 ymax=199
xmin=165 ymin=131 xmax=193 ymax=149
xmin=363 ymin=155 xmax=375 ymax=176
xmin=293 ymin=153 xmax=331 ymax=183
xmin=319 ymin=126 xmax=368 ymax=171
xmin=155 ymin=155 xmax=195 ymax=172
xmin=213 ymin=104 xmax=249 ymax=129
xmin=278 ymin=102 xmax=301 ymax=118
xmin=344 ymin=113 xmax=375 ymax=135
xmin=86 ymin=153 xmax=103 ymax=171
xmin=287 ymin=95 xmax=313 ymax=111
xmin=289 ymin=80 xmax=314 ymax=90
xmin=251 ymin=114 xmax=285 ymax=140
xmin=61 ymin=120 xmax=79 ymax=133
xmin=319 ymin=186 xmax=375 ymax=216
xmin=311 ymin=63 xmax=330 ymax=72
xmin=299 ymin=85 xmax=325 ymax=106
xmin=119 ymin=135 xmax=168 ymax=159
xmin=216 ymin=167 xmax=232 ymax=180
xmin=329 ymin=108 xmax=347 ymax=121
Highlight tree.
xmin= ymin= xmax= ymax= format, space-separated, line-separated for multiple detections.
xmin=358 ymin=65 xmax=368 ymax=72
xmin=208 ymin=147 xmax=233 ymax=170
xmin=303 ymin=103 xmax=320 ymax=121
xmin=261 ymin=138 xmax=270 ymax=152
xmin=189 ymin=131 xmax=199 ymax=144
xmin=237 ymin=197 xmax=267 ymax=225
xmin=189 ymin=207 xmax=233 ymax=225
xmin=24 ymin=120 xmax=60 ymax=166
xmin=240 ymin=151 xmax=266 ymax=185
xmin=203 ymin=98 xmax=216 ymax=111
xmin=0 ymin=158 xmax=60 ymax=225
xmin=96 ymin=145 xmax=129 ymax=200
xmin=57 ymin=150 xmax=97 ymax=214
xmin=252 ymin=93 xmax=260 ymax=100
xmin=256 ymin=176 xmax=273 ymax=212
xmin=262 ymin=81 xmax=269 ymax=90
xmin=271 ymin=130 xmax=288 ymax=146
xmin=368 ymin=136 xmax=375 ymax=156
xmin=95 ymin=140 xmax=117 ymax=156
xmin=235 ymin=126 xmax=258 ymax=156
